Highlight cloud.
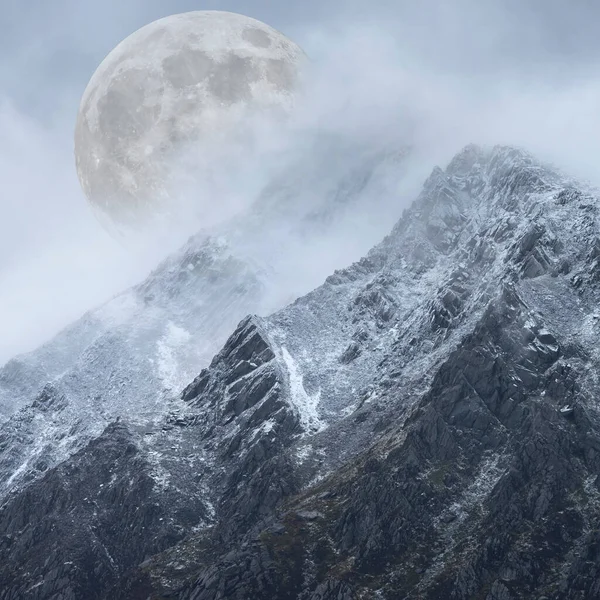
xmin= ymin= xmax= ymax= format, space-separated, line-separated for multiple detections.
xmin=0 ymin=99 xmax=176 ymax=363
xmin=295 ymin=6 xmax=600 ymax=181
xmin=1 ymin=1 xmax=600 ymax=364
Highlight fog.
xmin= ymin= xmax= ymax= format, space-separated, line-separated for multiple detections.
xmin=1 ymin=0 xmax=600 ymax=364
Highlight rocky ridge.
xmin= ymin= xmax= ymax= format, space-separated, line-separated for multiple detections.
xmin=0 ymin=142 xmax=406 ymax=503
xmin=3 ymin=145 xmax=600 ymax=598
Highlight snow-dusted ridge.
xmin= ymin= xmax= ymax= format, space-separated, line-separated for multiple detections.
xmin=0 ymin=142 xmax=408 ymax=500
xmin=4 ymin=144 xmax=600 ymax=598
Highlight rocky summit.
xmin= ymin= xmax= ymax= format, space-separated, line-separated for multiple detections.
xmin=3 ymin=144 xmax=600 ymax=599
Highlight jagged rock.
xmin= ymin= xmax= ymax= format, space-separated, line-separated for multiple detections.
xmin=339 ymin=342 xmax=361 ymax=364
xmin=0 ymin=422 xmax=209 ymax=599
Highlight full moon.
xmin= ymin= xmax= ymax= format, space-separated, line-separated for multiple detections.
xmin=74 ymin=11 xmax=306 ymax=230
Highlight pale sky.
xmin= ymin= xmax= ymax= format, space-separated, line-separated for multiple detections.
xmin=3 ymin=0 xmax=600 ymax=121
xmin=1 ymin=0 xmax=600 ymax=363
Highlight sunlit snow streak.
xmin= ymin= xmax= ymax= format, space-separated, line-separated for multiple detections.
xmin=281 ymin=347 xmax=325 ymax=434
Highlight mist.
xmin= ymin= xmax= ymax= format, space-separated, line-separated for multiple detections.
xmin=2 ymin=0 xmax=600 ymax=364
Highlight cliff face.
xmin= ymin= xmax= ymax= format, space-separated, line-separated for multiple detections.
xmin=3 ymin=145 xmax=600 ymax=599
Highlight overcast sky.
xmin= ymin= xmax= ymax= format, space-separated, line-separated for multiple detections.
xmin=1 ymin=0 xmax=600 ymax=362
xmin=3 ymin=0 xmax=600 ymax=121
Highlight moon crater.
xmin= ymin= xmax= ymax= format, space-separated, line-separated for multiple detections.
xmin=242 ymin=27 xmax=273 ymax=48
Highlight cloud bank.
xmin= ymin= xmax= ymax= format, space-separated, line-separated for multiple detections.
xmin=1 ymin=0 xmax=600 ymax=363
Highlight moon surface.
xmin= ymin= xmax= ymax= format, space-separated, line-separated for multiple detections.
xmin=75 ymin=11 xmax=306 ymax=229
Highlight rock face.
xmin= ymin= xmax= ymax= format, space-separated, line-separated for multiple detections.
xmin=0 ymin=422 xmax=208 ymax=599
xmin=3 ymin=144 xmax=600 ymax=598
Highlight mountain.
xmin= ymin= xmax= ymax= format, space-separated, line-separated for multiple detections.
xmin=0 ymin=140 xmax=405 ymax=502
xmin=3 ymin=144 xmax=600 ymax=599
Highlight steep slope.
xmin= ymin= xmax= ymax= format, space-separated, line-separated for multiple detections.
xmin=0 ymin=143 xmax=406 ymax=502
xmin=4 ymin=144 xmax=600 ymax=598
xmin=0 ymin=141 xmax=403 ymax=421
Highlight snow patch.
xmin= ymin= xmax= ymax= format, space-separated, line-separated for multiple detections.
xmin=146 ymin=449 xmax=172 ymax=491
xmin=248 ymin=418 xmax=276 ymax=443
xmin=156 ymin=322 xmax=191 ymax=391
xmin=281 ymin=347 xmax=325 ymax=434
xmin=295 ymin=444 xmax=312 ymax=463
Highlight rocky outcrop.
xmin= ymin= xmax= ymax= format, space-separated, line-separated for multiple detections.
xmin=180 ymin=316 xmax=302 ymax=540
xmin=0 ymin=422 xmax=208 ymax=600
xmin=0 ymin=316 xmax=303 ymax=600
